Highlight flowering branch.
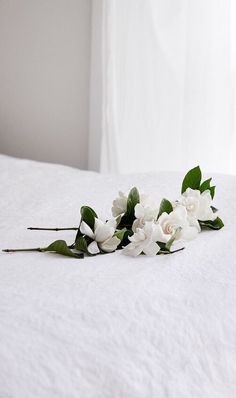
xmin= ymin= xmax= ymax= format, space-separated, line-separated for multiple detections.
xmin=2 ymin=166 xmax=224 ymax=259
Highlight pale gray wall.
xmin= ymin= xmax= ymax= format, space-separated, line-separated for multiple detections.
xmin=0 ymin=0 xmax=91 ymax=169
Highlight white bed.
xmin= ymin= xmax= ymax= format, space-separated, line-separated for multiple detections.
xmin=0 ymin=154 xmax=236 ymax=398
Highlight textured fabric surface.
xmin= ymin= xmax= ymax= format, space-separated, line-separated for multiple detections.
xmin=0 ymin=155 xmax=236 ymax=398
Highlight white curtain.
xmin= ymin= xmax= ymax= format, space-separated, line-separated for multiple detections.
xmin=89 ymin=0 xmax=236 ymax=174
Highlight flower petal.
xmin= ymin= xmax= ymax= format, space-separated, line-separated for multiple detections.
xmin=112 ymin=192 xmax=127 ymax=217
xmin=143 ymin=241 xmax=160 ymax=256
xmin=184 ymin=188 xmax=200 ymax=198
xmin=172 ymin=205 xmax=187 ymax=219
xmin=135 ymin=203 xmax=145 ymax=219
xmin=87 ymin=241 xmax=100 ymax=254
xmin=123 ymin=242 xmax=144 ymax=257
xmin=80 ymin=221 xmax=94 ymax=239
xmin=95 ymin=223 xmax=114 ymax=243
xmin=152 ymin=224 xmax=170 ymax=243
xmin=106 ymin=218 xmax=117 ymax=229
xmin=100 ymin=236 xmax=120 ymax=253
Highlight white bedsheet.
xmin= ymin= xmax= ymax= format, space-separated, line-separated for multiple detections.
xmin=0 ymin=155 xmax=236 ymax=398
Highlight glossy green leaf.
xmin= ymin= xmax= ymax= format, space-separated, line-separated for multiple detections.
xmin=200 ymin=178 xmax=215 ymax=199
xmin=80 ymin=206 xmax=97 ymax=229
xmin=181 ymin=166 xmax=202 ymax=194
xmin=119 ymin=187 xmax=140 ymax=228
xmin=158 ymin=198 xmax=173 ymax=218
xmin=199 ymin=217 xmax=224 ymax=230
xmin=117 ymin=229 xmax=133 ymax=248
xmin=115 ymin=228 xmax=127 ymax=241
xmin=75 ymin=205 xmax=97 ymax=243
xmin=209 ymin=186 xmax=215 ymax=199
xmin=200 ymin=178 xmax=212 ymax=192
xmin=44 ymin=240 xmax=83 ymax=258
xmin=127 ymin=187 xmax=140 ymax=216
xmin=75 ymin=236 xmax=89 ymax=254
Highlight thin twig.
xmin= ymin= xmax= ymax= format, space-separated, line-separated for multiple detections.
xmin=2 ymin=247 xmax=44 ymax=253
xmin=27 ymin=227 xmax=78 ymax=231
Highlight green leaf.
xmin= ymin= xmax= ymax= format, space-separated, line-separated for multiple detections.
xmin=158 ymin=198 xmax=173 ymax=218
xmin=75 ymin=236 xmax=89 ymax=254
xmin=80 ymin=206 xmax=97 ymax=229
xmin=209 ymin=186 xmax=215 ymax=199
xmin=127 ymin=187 xmax=140 ymax=217
xmin=200 ymin=178 xmax=212 ymax=192
xmin=44 ymin=240 xmax=83 ymax=258
xmin=199 ymin=217 xmax=224 ymax=230
xmin=117 ymin=229 xmax=133 ymax=248
xmin=200 ymin=178 xmax=215 ymax=199
xmin=119 ymin=187 xmax=140 ymax=227
xmin=211 ymin=205 xmax=218 ymax=213
xmin=114 ymin=228 xmax=127 ymax=241
xmin=75 ymin=206 xmax=97 ymax=242
xmin=181 ymin=166 xmax=202 ymax=194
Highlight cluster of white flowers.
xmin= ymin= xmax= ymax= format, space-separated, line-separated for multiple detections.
xmin=3 ymin=166 xmax=223 ymax=259
xmin=79 ymin=187 xmax=218 ymax=257
xmin=80 ymin=218 xmax=120 ymax=254
xmin=120 ymin=188 xmax=217 ymax=256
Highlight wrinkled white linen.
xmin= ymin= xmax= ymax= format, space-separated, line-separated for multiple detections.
xmin=0 ymin=155 xmax=236 ymax=398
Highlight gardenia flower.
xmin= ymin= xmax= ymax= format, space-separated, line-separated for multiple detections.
xmin=124 ymin=221 xmax=164 ymax=257
xmin=157 ymin=205 xmax=199 ymax=241
xmin=132 ymin=194 xmax=159 ymax=232
xmin=178 ymin=188 xmax=217 ymax=222
xmin=112 ymin=191 xmax=127 ymax=217
xmin=80 ymin=218 xmax=120 ymax=254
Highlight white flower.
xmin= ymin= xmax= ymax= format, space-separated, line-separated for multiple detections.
xmin=123 ymin=221 xmax=163 ymax=257
xmin=80 ymin=218 xmax=120 ymax=254
xmin=132 ymin=194 xmax=159 ymax=232
xmin=178 ymin=188 xmax=217 ymax=222
xmin=112 ymin=191 xmax=128 ymax=217
xmin=157 ymin=205 xmax=199 ymax=241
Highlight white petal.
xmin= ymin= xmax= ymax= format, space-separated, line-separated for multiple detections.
xmin=143 ymin=221 xmax=154 ymax=237
xmin=129 ymin=228 xmax=146 ymax=243
xmin=197 ymin=193 xmax=216 ymax=221
xmin=100 ymin=236 xmax=120 ymax=253
xmin=172 ymin=205 xmax=187 ymax=220
xmin=123 ymin=242 xmax=144 ymax=257
xmin=147 ymin=207 xmax=159 ymax=221
xmin=106 ymin=218 xmax=117 ymax=229
xmin=94 ymin=218 xmax=104 ymax=229
xmin=143 ymin=241 xmax=160 ymax=256
xmin=87 ymin=241 xmax=100 ymax=254
xmin=188 ymin=216 xmax=201 ymax=232
xmin=152 ymin=224 xmax=169 ymax=243
xmin=95 ymin=224 xmax=114 ymax=243
xmin=201 ymin=190 xmax=212 ymax=204
xmin=111 ymin=192 xmax=127 ymax=217
xmin=111 ymin=206 xmax=120 ymax=218
xmin=80 ymin=221 xmax=94 ymax=239
xmin=157 ymin=212 xmax=169 ymax=225
xmin=184 ymin=188 xmax=200 ymax=198
xmin=132 ymin=219 xmax=140 ymax=232
xmin=135 ymin=203 xmax=145 ymax=219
